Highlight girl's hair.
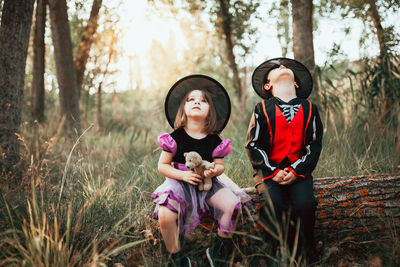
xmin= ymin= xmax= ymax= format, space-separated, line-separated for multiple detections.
xmin=174 ymin=89 xmax=218 ymax=134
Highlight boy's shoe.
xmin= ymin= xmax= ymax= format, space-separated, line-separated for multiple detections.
xmin=206 ymin=237 xmax=233 ymax=267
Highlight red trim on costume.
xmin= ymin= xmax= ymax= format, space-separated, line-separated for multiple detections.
xmin=263 ymin=169 xmax=280 ymax=180
xmin=262 ymin=100 xmax=273 ymax=145
xmin=303 ymin=100 xmax=312 ymax=144
xmin=286 ymin=166 xmax=305 ymax=179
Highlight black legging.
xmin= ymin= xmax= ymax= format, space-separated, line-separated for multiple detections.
xmin=259 ymin=176 xmax=317 ymax=253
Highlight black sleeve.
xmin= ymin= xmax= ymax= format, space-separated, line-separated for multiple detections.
xmin=245 ymin=103 xmax=279 ymax=178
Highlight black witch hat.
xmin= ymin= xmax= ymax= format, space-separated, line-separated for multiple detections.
xmin=165 ymin=74 xmax=231 ymax=133
xmin=252 ymin=57 xmax=313 ymax=99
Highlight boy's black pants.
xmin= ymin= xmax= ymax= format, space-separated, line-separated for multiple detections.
xmin=259 ymin=176 xmax=317 ymax=253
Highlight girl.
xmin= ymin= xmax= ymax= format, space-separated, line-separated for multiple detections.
xmin=152 ymin=75 xmax=250 ymax=266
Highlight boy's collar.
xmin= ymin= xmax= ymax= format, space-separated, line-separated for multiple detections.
xmin=273 ymin=96 xmax=300 ymax=105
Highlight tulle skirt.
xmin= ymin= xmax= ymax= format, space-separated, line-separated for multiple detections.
xmin=152 ymin=173 xmax=251 ymax=236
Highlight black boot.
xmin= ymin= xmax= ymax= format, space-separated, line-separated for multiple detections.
xmin=162 ymin=242 xmax=191 ymax=267
xmin=168 ymin=251 xmax=192 ymax=267
xmin=206 ymin=236 xmax=233 ymax=267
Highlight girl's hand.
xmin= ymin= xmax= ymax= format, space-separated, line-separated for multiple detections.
xmin=279 ymin=169 xmax=297 ymax=185
xmin=181 ymin=171 xmax=202 ymax=185
xmin=203 ymin=168 xmax=218 ymax=179
xmin=271 ymin=169 xmax=288 ymax=183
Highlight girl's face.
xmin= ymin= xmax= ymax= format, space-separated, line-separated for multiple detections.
xmin=184 ymin=90 xmax=210 ymax=121
xmin=267 ymin=65 xmax=295 ymax=84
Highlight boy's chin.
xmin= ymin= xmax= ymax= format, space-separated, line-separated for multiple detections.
xmin=277 ymin=72 xmax=294 ymax=80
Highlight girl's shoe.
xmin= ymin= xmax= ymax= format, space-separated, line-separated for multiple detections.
xmin=168 ymin=251 xmax=192 ymax=267
xmin=206 ymin=237 xmax=232 ymax=267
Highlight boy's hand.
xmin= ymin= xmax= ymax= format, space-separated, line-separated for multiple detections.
xmin=182 ymin=171 xmax=202 ymax=185
xmin=279 ymin=168 xmax=297 ymax=185
xmin=272 ymin=169 xmax=288 ymax=183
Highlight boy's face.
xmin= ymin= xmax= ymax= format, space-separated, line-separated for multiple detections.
xmin=267 ymin=65 xmax=295 ymax=84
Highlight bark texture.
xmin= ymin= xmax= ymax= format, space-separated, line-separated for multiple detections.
xmin=313 ymin=175 xmax=399 ymax=236
xmin=48 ymin=0 xmax=81 ymax=134
xmin=243 ymin=175 xmax=400 ymax=238
xmin=0 ymin=0 xmax=35 ymax=171
xmin=31 ymin=0 xmax=47 ymax=122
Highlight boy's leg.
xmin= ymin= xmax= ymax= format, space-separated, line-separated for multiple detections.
xmin=260 ymin=179 xmax=287 ymax=227
xmin=288 ymin=177 xmax=317 ymax=253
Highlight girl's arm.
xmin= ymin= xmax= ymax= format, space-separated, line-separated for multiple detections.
xmin=158 ymin=151 xmax=202 ymax=185
xmin=203 ymin=158 xmax=224 ymax=179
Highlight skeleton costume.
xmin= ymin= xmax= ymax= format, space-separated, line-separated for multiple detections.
xmin=246 ymin=58 xmax=323 ymax=254
xmin=246 ymin=97 xmax=323 ymax=180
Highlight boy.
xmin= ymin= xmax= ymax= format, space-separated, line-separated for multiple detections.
xmin=245 ymin=58 xmax=323 ymax=262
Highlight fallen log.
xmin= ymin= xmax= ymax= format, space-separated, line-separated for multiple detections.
xmin=242 ymin=174 xmax=400 ymax=239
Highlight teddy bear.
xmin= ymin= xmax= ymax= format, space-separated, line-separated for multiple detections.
xmin=184 ymin=151 xmax=215 ymax=191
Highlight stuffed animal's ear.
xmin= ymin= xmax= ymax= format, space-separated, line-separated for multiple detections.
xmin=184 ymin=152 xmax=187 ymax=157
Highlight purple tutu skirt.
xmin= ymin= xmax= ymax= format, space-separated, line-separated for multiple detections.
xmin=152 ymin=171 xmax=251 ymax=236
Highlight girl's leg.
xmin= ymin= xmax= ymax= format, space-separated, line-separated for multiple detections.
xmin=206 ymin=188 xmax=240 ymax=266
xmin=158 ymin=206 xmax=180 ymax=253
xmin=207 ymin=188 xmax=240 ymax=237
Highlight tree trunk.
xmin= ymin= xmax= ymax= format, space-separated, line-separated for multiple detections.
xmin=243 ymin=175 xmax=400 ymax=239
xmin=397 ymin=105 xmax=400 ymax=164
xmin=97 ymin=82 xmax=103 ymax=130
xmin=48 ymin=0 xmax=81 ymax=135
xmin=218 ymin=0 xmax=243 ymax=102
xmin=31 ymin=0 xmax=47 ymax=122
xmin=290 ymin=0 xmax=319 ymax=98
xmin=74 ymin=0 xmax=102 ymax=97
xmin=313 ymin=175 xmax=400 ymax=237
xmin=97 ymin=32 xmax=116 ymax=131
xmin=0 ymin=0 xmax=35 ymax=172
xmin=367 ymin=0 xmax=385 ymax=58
xmin=367 ymin=0 xmax=393 ymax=122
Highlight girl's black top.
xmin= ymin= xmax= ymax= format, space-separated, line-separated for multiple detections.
xmin=168 ymin=127 xmax=222 ymax=164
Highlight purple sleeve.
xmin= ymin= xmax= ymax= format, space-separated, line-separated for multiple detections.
xmin=212 ymin=139 xmax=232 ymax=158
xmin=158 ymin=133 xmax=177 ymax=156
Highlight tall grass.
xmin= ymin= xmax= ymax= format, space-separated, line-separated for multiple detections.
xmin=1 ymin=180 xmax=147 ymax=266
xmin=1 ymin=83 xmax=398 ymax=265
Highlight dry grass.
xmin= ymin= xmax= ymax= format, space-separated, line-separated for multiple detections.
xmin=0 ymin=89 xmax=398 ymax=266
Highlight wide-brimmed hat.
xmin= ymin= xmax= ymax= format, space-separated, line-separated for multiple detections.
xmin=252 ymin=57 xmax=313 ymax=99
xmin=165 ymin=74 xmax=231 ymax=133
